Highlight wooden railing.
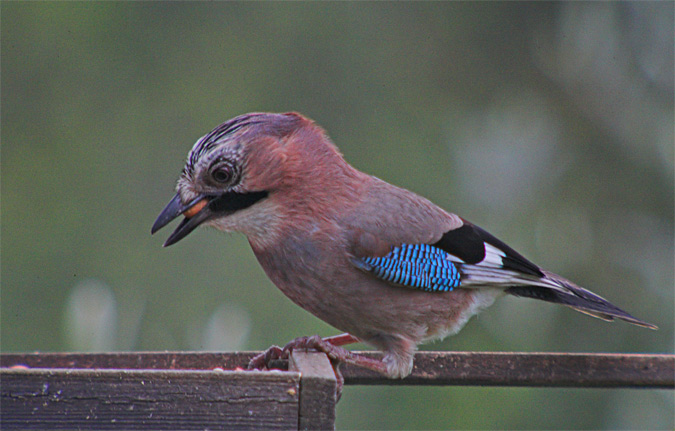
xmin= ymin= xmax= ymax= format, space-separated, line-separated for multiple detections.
xmin=2 ymin=351 xmax=673 ymax=430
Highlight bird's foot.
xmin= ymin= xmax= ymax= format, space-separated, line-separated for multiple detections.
xmin=282 ymin=335 xmax=348 ymax=399
xmin=247 ymin=333 xmax=361 ymax=371
xmin=247 ymin=345 xmax=285 ymax=371
xmin=247 ymin=333 xmax=386 ymax=401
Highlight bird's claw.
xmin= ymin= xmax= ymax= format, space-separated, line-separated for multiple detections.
xmin=247 ymin=345 xmax=285 ymax=370
xmin=249 ymin=335 xmax=350 ymax=400
xmin=248 ymin=334 xmax=354 ymax=371
xmin=281 ymin=335 xmax=346 ymax=401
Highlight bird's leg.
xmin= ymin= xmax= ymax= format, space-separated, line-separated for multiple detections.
xmin=248 ymin=333 xmax=359 ymax=371
xmin=280 ymin=334 xmax=388 ymax=401
xmin=280 ymin=335 xmax=387 ymax=374
xmin=248 ymin=333 xmax=388 ymax=400
xmin=248 ymin=333 xmax=387 ymax=378
xmin=322 ymin=332 xmax=361 ymax=347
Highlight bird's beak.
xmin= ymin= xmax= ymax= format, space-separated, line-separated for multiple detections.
xmin=151 ymin=193 xmax=212 ymax=247
xmin=151 ymin=190 xmax=269 ymax=247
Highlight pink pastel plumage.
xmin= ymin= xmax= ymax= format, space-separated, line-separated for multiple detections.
xmin=152 ymin=112 xmax=656 ymax=378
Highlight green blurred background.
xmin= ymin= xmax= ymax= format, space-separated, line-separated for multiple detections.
xmin=2 ymin=2 xmax=673 ymax=429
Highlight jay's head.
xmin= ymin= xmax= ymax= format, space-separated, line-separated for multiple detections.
xmin=152 ymin=112 xmax=355 ymax=246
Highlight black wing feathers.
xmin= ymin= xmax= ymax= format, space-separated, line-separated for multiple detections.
xmin=433 ymin=222 xmax=543 ymax=277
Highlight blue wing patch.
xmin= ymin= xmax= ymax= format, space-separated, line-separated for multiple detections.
xmin=358 ymin=243 xmax=461 ymax=292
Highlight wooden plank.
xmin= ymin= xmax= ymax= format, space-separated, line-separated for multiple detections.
xmin=1 ymin=367 xmax=300 ymax=430
xmin=289 ymin=350 xmax=337 ymax=430
xmin=0 ymin=351 xmax=258 ymax=371
xmin=340 ymin=352 xmax=675 ymax=388
xmin=2 ymin=351 xmax=673 ymax=388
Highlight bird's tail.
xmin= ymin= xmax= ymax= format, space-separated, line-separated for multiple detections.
xmin=504 ymin=270 xmax=657 ymax=330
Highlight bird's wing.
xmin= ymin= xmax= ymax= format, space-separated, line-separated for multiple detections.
xmin=351 ymin=219 xmax=552 ymax=292
xmin=350 ymin=217 xmax=657 ymax=329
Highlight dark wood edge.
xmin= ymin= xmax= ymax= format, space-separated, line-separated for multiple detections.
xmin=2 ymin=351 xmax=673 ymax=389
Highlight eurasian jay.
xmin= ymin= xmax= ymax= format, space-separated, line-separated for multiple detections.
xmin=152 ymin=112 xmax=656 ymax=379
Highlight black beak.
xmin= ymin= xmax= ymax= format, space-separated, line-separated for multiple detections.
xmin=151 ymin=194 xmax=212 ymax=247
xmin=151 ymin=190 xmax=269 ymax=247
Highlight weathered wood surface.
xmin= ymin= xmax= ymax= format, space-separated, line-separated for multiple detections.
xmin=1 ymin=367 xmax=301 ymax=430
xmin=2 ymin=351 xmax=673 ymax=388
xmin=289 ymin=350 xmax=337 ymax=430
xmin=2 ymin=351 xmax=671 ymax=430
xmin=0 ymin=351 xmax=257 ymax=371
xmin=343 ymin=351 xmax=675 ymax=388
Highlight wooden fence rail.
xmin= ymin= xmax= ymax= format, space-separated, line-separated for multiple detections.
xmin=2 ymin=351 xmax=673 ymax=430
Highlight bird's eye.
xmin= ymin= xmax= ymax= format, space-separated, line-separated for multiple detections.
xmin=210 ymin=163 xmax=235 ymax=184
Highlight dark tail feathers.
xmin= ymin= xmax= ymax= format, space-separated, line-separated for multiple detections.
xmin=506 ymin=271 xmax=657 ymax=330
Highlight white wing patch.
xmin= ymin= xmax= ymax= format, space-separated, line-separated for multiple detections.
xmin=480 ymin=243 xmax=506 ymax=268
xmin=455 ymin=242 xmax=565 ymax=292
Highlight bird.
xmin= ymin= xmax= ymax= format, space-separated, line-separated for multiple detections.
xmin=152 ymin=112 xmax=656 ymax=380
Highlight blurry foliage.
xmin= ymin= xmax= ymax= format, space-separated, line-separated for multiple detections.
xmin=1 ymin=2 xmax=672 ymax=430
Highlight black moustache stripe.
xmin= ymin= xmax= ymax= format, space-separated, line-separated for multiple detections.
xmin=210 ymin=190 xmax=269 ymax=213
